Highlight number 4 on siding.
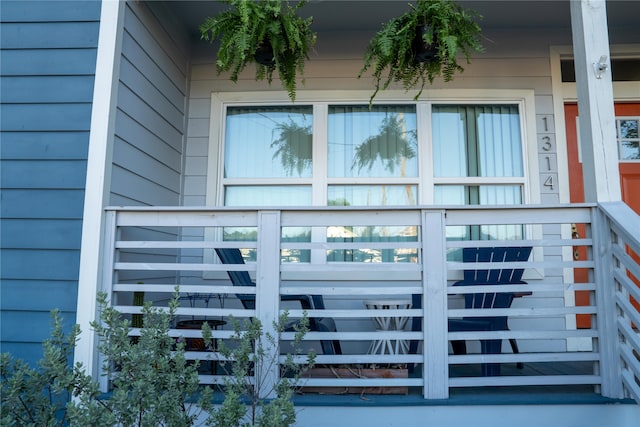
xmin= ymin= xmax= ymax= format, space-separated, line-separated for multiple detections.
xmin=544 ymin=175 xmax=554 ymax=190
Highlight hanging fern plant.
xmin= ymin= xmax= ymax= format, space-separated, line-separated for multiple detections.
xmin=200 ymin=0 xmax=316 ymax=102
xmin=359 ymin=0 xmax=483 ymax=103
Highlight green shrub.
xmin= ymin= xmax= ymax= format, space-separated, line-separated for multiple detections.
xmin=1 ymin=291 xmax=314 ymax=427
xmin=207 ymin=313 xmax=315 ymax=427
xmin=0 ymin=310 xmax=109 ymax=427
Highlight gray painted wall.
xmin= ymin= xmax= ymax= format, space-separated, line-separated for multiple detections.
xmin=109 ymin=2 xmax=191 ymax=289
xmin=110 ymin=1 xmax=190 ymax=207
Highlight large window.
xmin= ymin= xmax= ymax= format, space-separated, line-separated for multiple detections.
xmin=218 ymin=102 xmax=526 ymax=208
xmin=211 ymin=95 xmax=533 ymax=262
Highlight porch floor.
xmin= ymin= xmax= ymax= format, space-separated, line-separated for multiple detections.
xmin=203 ymin=361 xmax=634 ymax=406
xmin=290 ymin=361 xmax=633 ymax=406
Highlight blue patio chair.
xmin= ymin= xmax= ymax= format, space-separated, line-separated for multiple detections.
xmin=448 ymin=246 xmax=532 ymax=376
xmin=214 ymin=248 xmax=342 ymax=355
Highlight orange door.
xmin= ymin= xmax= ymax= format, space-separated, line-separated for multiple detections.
xmin=565 ymin=103 xmax=640 ymax=328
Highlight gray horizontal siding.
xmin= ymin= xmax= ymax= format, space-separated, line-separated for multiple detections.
xmin=109 ymin=1 xmax=189 ymax=208
xmin=0 ymin=0 xmax=100 ymax=365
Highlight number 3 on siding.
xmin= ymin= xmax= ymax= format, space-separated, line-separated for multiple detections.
xmin=544 ymin=175 xmax=554 ymax=190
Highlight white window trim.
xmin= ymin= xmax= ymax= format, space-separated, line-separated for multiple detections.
xmin=205 ymin=89 xmax=540 ymax=208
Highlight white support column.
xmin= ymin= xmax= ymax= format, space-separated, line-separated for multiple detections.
xmin=97 ymin=210 xmax=117 ymax=392
xmin=570 ymin=0 xmax=621 ymax=202
xmin=255 ymin=211 xmax=282 ymax=399
xmin=74 ymin=0 xmax=124 ymax=379
xmin=591 ymin=207 xmax=624 ymax=398
xmin=421 ymin=210 xmax=448 ymax=399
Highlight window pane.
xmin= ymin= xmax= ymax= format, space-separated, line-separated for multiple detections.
xmin=328 ymin=185 xmax=417 ymax=206
xmin=225 ymin=186 xmax=311 ymax=206
xmin=437 ymin=185 xmax=524 ymax=260
xmin=282 ymin=227 xmax=311 ymax=263
xmin=225 ymin=106 xmax=313 ymax=178
xmin=435 ymin=185 xmax=522 ymax=205
xmin=617 ymin=118 xmax=639 ymax=160
xmin=328 ymin=105 xmax=418 ymax=178
xmin=327 ymin=225 xmax=418 ymax=263
xmin=433 ymin=105 xmax=523 ymax=177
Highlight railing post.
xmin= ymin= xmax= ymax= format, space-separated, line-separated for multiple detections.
xmin=592 ymin=206 xmax=624 ymax=398
xmin=421 ymin=210 xmax=448 ymax=399
xmin=255 ymin=210 xmax=282 ymax=399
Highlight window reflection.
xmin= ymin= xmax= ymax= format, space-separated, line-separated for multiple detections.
xmin=436 ymin=185 xmax=524 ymax=261
xmin=617 ymin=118 xmax=639 ymax=160
xmin=328 ymin=105 xmax=418 ymax=178
xmin=225 ymin=106 xmax=313 ymax=178
xmin=327 ymin=225 xmax=419 ymax=263
xmin=225 ymin=186 xmax=311 ymax=207
xmin=328 ymin=185 xmax=417 ymax=207
xmin=432 ymin=105 xmax=523 ymax=177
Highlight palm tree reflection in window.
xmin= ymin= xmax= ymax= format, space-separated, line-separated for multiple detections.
xmin=352 ymin=113 xmax=417 ymax=205
xmin=352 ymin=114 xmax=417 ymax=176
xmin=271 ymin=118 xmax=313 ymax=176
xmin=331 ymin=113 xmax=418 ymax=263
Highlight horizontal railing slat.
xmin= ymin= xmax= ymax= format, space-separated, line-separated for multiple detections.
xmin=449 ymin=375 xmax=601 ymax=387
xmin=281 ymin=264 xmax=422 ymax=273
xmin=449 ymin=352 xmax=599 ymax=364
xmin=449 ymin=329 xmax=598 ymax=340
xmin=448 ymin=306 xmax=597 ymax=317
xmin=114 ymin=262 xmax=256 ymax=272
xmin=116 ymin=241 xmax=258 ymax=249
xmin=112 ymin=284 xmax=250 ymax=294
xmin=445 ymin=206 xmax=594 ymax=225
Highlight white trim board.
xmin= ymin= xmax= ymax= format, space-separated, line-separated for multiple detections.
xmin=74 ymin=0 xmax=124 ymax=383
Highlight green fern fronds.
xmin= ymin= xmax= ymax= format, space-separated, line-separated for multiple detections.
xmin=199 ymin=0 xmax=316 ymax=102
xmin=360 ymin=0 xmax=483 ymax=103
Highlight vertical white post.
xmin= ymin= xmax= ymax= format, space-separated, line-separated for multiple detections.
xmin=255 ymin=211 xmax=282 ymax=399
xmin=97 ymin=210 xmax=117 ymax=392
xmin=422 ymin=210 xmax=448 ymax=399
xmin=591 ymin=207 xmax=624 ymax=398
xmin=570 ymin=0 xmax=621 ymax=202
xmin=75 ymin=0 xmax=124 ymax=380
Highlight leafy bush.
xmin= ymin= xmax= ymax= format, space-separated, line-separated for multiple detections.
xmin=1 ymin=291 xmax=314 ymax=427
xmin=0 ymin=310 xmax=108 ymax=427
xmin=88 ymin=292 xmax=212 ymax=426
xmin=206 ymin=313 xmax=315 ymax=427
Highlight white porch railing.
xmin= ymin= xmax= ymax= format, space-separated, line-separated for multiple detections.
xmin=597 ymin=202 xmax=640 ymax=402
xmin=101 ymin=203 xmax=640 ymax=402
